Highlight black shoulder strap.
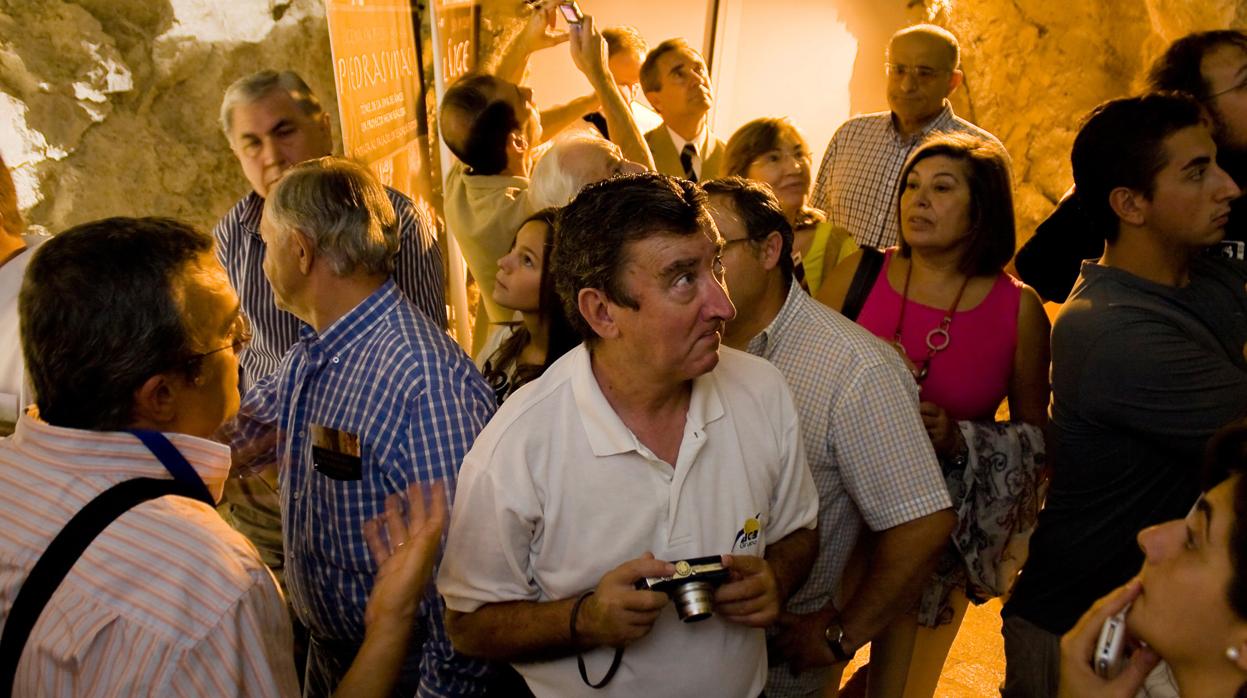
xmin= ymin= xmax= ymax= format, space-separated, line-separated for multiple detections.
xmin=0 ymin=477 xmax=197 ymax=697
xmin=841 ymin=246 xmax=885 ymax=321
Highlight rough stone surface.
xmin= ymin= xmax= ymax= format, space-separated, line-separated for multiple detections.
xmin=0 ymin=0 xmax=338 ymax=234
xmin=943 ymin=0 xmax=1245 ymax=242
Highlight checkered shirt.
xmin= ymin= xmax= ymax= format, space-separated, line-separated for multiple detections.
xmin=810 ymin=102 xmax=1004 ymax=249
xmin=229 ymin=280 xmax=496 ymax=697
xmin=214 ymin=189 xmax=447 ymax=392
xmin=752 ymin=284 xmax=952 ymax=697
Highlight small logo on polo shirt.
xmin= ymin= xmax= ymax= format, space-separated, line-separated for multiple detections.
xmin=731 ymin=513 xmax=764 ymax=553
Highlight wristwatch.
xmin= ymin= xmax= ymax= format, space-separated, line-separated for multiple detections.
xmin=824 ymin=620 xmax=855 ymax=663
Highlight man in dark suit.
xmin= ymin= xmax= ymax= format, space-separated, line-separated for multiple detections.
xmin=640 ymin=39 xmax=725 ymax=182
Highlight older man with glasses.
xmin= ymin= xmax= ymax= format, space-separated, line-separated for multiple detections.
xmin=809 ymin=24 xmax=1005 ymax=250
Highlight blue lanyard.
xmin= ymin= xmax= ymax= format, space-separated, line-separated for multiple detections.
xmin=126 ymin=429 xmax=215 ymax=506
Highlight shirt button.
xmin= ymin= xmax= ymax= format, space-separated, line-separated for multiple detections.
xmin=331 ymin=356 xmax=340 ymax=364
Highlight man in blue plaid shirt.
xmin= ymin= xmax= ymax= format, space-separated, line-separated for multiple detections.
xmin=224 ymin=157 xmax=495 ymax=697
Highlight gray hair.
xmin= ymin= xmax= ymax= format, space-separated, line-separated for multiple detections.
xmin=530 ymin=133 xmax=615 ymax=209
xmin=264 ymin=157 xmax=398 ymax=277
xmin=220 ymin=70 xmax=324 ymax=137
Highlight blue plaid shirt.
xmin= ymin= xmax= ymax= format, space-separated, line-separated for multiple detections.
xmin=231 ymin=279 xmax=495 ymax=697
xmin=215 ymin=189 xmax=447 ymax=391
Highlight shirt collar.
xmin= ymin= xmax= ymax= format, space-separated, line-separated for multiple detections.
xmin=666 ymin=125 xmax=709 ymax=157
xmin=12 ymin=414 xmax=232 ymax=502
xmin=569 ymin=344 xmax=724 ymax=458
xmin=238 ymin=191 xmax=265 ymax=238
xmin=745 ymin=281 xmax=804 ymax=359
xmin=298 ymin=278 xmax=400 ymax=362
xmin=890 ymin=101 xmax=956 ymax=144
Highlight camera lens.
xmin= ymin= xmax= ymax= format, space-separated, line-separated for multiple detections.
xmin=673 ymin=581 xmax=715 ymax=623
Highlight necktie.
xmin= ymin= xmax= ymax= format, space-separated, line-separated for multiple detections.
xmin=680 ymin=143 xmax=698 ymax=182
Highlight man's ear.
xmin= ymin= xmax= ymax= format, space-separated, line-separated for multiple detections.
xmin=946 ymin=69 xmax=964 ymax=95
xmin=578 ymin=287 xmax=620 ymax=340
xmin=132 ymin=373 xmax=179 ymax=427
xmin=1108 ymin=186 xmax=1148 ymax=227
xmin=759 ymin=231 xmax=784 ymax=271
xmin=508 ymin=129 xmax=528 ymax=156
xmin=289 ymin=229 xmax=317 ymax=274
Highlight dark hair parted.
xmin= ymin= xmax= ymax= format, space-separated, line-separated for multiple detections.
xmin=1148 ymin=30 xmax=1247 ymax=99
xmin=896 ymin=132 xmax=1015 ymax=276
xmin=1202 ymin=419 xmax=1247 ymax=621
xmin=482 ymin=208 xmax=580 ymax=400
xmin=1071 ymin=93 xmax=1205 ymax=243
xmin=723 ymin=117 xmax=810 ymax=180
xmin=552 ymin=173 xmax=710 ymax=341
xmin=20 ymin=217 xmax=214 ymax=430
xmin=441 ymin=73 xmax=520 ymax=175
xmin=702 ymin=177 xmax=795 ymax=284
xmin=640 ymin=38 xmax=691 ymax=94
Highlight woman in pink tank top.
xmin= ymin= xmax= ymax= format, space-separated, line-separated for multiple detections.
xmin=818 ymin=133 xmax=1051 ymax=698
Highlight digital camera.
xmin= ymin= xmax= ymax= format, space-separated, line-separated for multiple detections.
xmin=635 ymin=555 xmax=730 ymax=623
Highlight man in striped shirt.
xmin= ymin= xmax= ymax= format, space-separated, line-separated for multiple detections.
xmin=214 ymin=69 xmax=447 ymax=592
xmin=226 ymin=158 xmax=495 ymax=697
xmin=810 ymin=25 xmax=1003 ymax=249
xmin=1 ymin=216 xmax=442 ymax=697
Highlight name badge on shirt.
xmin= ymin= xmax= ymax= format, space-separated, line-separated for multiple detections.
xmin=311 ymin=423 xmax=363 ymax=481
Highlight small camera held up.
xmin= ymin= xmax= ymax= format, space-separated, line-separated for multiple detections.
xmin=634 ymin=555 xmax=730 ymax=623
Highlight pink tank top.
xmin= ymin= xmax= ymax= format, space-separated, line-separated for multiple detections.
xmin=857 ymin=249 xmax=1021 ymax=421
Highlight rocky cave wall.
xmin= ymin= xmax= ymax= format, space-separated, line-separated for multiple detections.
xmin=1 ymin=0 xmax=1245 ymax=242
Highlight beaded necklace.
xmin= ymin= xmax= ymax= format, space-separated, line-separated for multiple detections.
xmin=891 ymin=259 xmax=971 ymax=384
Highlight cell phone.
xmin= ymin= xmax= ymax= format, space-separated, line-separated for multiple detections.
xmin=1211 ymin=240 xmax=1246 ymax=260
xmin=1093 ymin=605 xmax=1129 ymax=679
xmin=558 ymin=1 xmax=583 ymax=24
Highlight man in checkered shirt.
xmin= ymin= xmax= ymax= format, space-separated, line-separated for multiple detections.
xmin=810 ymin=24 xmax=1005 ymax=250
xmin=708 ymin=177 xmax=954 ymax=697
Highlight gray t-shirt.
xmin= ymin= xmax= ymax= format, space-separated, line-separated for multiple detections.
xmin=1006 ymin=255 xmax=1247 ymax=634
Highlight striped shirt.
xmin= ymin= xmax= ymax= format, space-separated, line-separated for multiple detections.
xmin=229 ymin=279 xmax=496 ymax=697
xmin=810 ymin=102 xmax=1004 ymax=249
xmin=214 ymin=189 xmax=447 ymax=392
xmin=753 ymin=284 xmax=951 ymax=697
xmin=0 ymin=416 xmax=298 ymax=697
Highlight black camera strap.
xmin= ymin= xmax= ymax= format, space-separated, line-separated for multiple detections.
xmin=570 ymin=591 xmax=623 ymax=688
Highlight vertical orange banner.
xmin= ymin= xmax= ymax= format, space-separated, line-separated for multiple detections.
xmin=324 ymin=0 xmax=434 ymax=223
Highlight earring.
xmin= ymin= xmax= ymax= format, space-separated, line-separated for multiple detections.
xmin=1228 ymin=646 xmax=1241 ymax=662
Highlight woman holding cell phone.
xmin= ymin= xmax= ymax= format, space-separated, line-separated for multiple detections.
xmin=1058 ymin=419 xmax=1247 ymax=698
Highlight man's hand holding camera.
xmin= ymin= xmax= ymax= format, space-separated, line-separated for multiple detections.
xmin=578 ymin=553 xmax=675 ymax=648
xmin=714 ymin=554 xmax=783 ymax=628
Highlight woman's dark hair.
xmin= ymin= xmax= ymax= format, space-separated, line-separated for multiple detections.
xmin=481 ymin=208 xmax=579 ymax=401
xmin=896 ymin=132 xmax=1016 ymax=277
xmin=1203 ymin=419 xmax=1247 ymax=621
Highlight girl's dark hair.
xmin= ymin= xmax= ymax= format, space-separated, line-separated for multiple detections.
xmin=481 ymin=208 xmax=579 ymax=401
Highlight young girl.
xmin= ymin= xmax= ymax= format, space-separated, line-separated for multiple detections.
xmin=478 ymin=208 xmax=579 ymax=404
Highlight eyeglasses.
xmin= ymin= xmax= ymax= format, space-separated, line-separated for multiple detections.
xmin=191 ymin=313 xmax=253 ymax=360
xmin=886 ymin=63 xmax=949 ymax=81
xmin=721 ymin=237 xmax=754 ymax=248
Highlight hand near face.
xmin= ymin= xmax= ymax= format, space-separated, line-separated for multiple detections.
xmin=713 ymin=554 xmax=781 ymax=627
xmin=579 ymin=553 xmax=675 ymax=648
xmin=1058 ymin=579 xmax=1159 ymax=698
xmin=919 ymin=401 xmax=960 ymax=458
xmin=362 ymin=481 xmax=448 ymax=636
xmin=773 ymin=607 xmax=841 ymax=674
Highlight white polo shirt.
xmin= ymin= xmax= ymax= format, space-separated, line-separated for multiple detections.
xmin=438 ymin=344 xmax=818 ymax=698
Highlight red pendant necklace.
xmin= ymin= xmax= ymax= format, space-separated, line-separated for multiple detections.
xmin=891 ymin=259 xmax=971 ymax=383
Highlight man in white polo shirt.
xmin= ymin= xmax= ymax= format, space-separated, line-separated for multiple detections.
xmin=438 ymin=173 xmax=818 ymax=697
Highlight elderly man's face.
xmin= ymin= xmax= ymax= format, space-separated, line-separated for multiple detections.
xmin=1202 ymin=42 xmax=1247 ymax=153
xmin=228 ymin=89 xmax=333 ymax=198
xmin=258 ymin=210 xmax=306 ymax=318
xmin=606 ymin=223 xmax=736 ymax=382
xmin=566 ymin=139 xmax=647 ymax=190
xmin=886 ymin=33 xmax=959 ymax=127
